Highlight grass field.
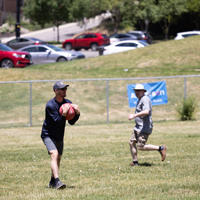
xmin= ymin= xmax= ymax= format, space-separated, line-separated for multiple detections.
xmin=1 ymin=35 xmax=200 ymax=82
xmin=0 ymin=121 xmax=200 ymax=199
xmin=0 ymin=35 xmax=200 ymax=199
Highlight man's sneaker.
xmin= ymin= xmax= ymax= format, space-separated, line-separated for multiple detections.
xmin=159 ymin=146 xmax=167 ymax=161
xmin=48 ymin=181 xmax=55 ymax=188
xmin=129 ymin=162 xmax=139 ymax=166
xmin=55 ymin=181 xmax=66 ymax=190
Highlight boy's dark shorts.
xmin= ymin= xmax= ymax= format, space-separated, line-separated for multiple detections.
xmin=130 ymin=130 xmax=150 ymax=147
xmin=42 ymin=137 xmax=63 ymax=155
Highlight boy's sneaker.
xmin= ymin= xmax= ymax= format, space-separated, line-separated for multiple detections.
xmin=48 ymin=181 xmax=55 ymax=188
xmin=55 ymin=181 xmax=66 ymax=190
xmin=159 ymin=146 xmax=167 ymax=161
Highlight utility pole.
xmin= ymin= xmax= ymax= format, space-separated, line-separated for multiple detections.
xmin=15 ymin=0 xmax=20 ymax=37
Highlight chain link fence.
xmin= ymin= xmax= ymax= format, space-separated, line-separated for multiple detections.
xmin=0 ymin=75 xmax=200 ymax=128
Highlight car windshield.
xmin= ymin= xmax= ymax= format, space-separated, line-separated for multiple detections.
xmin=46 ymin=44 xmax=63 ymax=51
xmin=101 ymin=34 xmax=108 ymax=38
xmin=0 ymin=44 xmax=13 ymax=51
xmin=139 ymin=41 xmax=149 ymax=46
xmin=28 ymin=37 xmax=43 ymax=42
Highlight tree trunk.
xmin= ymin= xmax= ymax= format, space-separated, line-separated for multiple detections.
xmin=114 ymin=8 xmax=121 ymax=33
xmin=57 ymin=24 xmax=59 ymax=44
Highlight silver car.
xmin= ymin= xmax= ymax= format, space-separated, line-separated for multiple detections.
xmin=18 ymin=44 xmax=85 ymax=64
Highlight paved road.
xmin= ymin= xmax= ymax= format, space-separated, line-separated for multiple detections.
xmin=1 ymin=14 xmax=111 ymax=58
xmin=79 ymin=50 xmax=99 ymax=58
xmin=1 ymin=13 xmax=112 ymax=43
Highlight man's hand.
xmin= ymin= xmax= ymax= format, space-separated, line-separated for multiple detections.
xmin=62 ymin=104 xmax=70 ymax=117
xmin=128 ymin=114 xmax=136 ymax=120
xmin=71 ymin=104 xmax=80 ymax=115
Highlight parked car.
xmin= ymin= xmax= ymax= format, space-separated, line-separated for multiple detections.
xmin=62 ymin=33 xmax=110 ymax=51
xmin=18 ymin=44 xmax=85 ymax=65
xmin=0 ymin=43 xmax=33 ymax=68
xmin=174 ymin=31 xmax=200 ymax=40
xmin=127 ymin=31 xmax=153 ymax=44
xmin=102 ymin=40 xmax=148 ymax=55
xmin=109 ymin=33 xmax=137 ymax=44
xmin=6 ymin=37 xmax=47 ymax=50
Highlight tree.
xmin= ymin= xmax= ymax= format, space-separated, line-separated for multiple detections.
xmin=50 ymin=0 xmax=71 ymax=43
xmin=23 ymin=0 xmax=52 ymax=28
xmin=186 ymin=0 xmax=200 ymax=30
xmin=23 ymin=0 xmax=70 ymax=43
xmin=70 ymin=0 xmax=138 ymax=33
xmin=99 ymin=0 xmax=131 ymax=33
xmin=134 ymin=0 xmax=159 ymax=32
xmin=157 ymin=0 xmax=188 ymax=40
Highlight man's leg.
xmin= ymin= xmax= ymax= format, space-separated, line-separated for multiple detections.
xmin=49 ymin=150 xmax=66 ymax=189
xmin=129 ymin=140 xmax=138 ymax=161
xmin=137 ymin=132 xmax=167 ymax=161
xmin=49 ymin=150 xmax=59 ymax=179
xmin=137 ymin=144 xmax=159 ymax=151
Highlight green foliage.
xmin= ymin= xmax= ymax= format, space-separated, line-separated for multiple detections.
xmin=157 ymin=0 xmax=188 ymax=40
xmin=23 ymin=0 xmax=52 ymax=28
xmin=176 ymin=97 xmax=197 ymax=121
xmin=23 ymin=0 xmax=71 ymax=42
xmin=69 ymin=0 xmax=91 ymax=21
xmin=23 ymin=0 xmax=70 ymax=28
xmin=5 ymin=13 xmax=15 ymax=26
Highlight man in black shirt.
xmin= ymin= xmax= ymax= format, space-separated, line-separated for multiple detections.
xmin=41 ymin=81 xmax=80 ymax=189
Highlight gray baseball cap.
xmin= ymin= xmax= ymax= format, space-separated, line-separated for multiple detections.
xmin=53 ymin=81 xmax=69 ymax=91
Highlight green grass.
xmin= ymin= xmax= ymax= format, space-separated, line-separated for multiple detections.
xmin=0 ymin=122 xmax=200 ymax=199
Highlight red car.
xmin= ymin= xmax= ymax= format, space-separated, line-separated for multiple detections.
xmin=62 ymin=33 xmax=110 ymax=51
xmin=0 ymin=43 xmax=33 ymax=68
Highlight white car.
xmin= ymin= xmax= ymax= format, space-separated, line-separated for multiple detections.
xmin=103 ymin=40 xmax=148 ymax=55
xmin=174 ymin=31 xmax=200 ymax=40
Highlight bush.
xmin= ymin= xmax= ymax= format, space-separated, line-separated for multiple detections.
xmin=176 ymin=97 xmax=197 ymax=121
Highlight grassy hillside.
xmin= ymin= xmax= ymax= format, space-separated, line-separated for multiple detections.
xmin=1 ymin=35 xmax=200 ymax=82
xmin=0 ymin=36 xmax=200 ymax=127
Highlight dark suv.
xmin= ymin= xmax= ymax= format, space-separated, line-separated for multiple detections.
xmin=62 ymin=33 xmax=110 ymax=51
xmin=127 ymin=31 xmax=153 ymax=44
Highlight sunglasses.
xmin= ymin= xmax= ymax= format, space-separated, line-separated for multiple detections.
xmin=60 ymin=87 xmax=67 ymax=91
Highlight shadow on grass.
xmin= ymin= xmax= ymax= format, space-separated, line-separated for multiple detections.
xmin=139 ymin=162 xmax=152 ymax=167
xmin=67 ymin=185 xmax=75 ymax=189
xmin=45 ymin=185 xmax=76 ymax=189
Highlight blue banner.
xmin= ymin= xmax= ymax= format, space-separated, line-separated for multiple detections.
xmin=127 ymin=81 xmax=168 ymax=108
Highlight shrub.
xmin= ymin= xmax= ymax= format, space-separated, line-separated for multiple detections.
xmin=176 ymin=97 xmax=197 ymax=121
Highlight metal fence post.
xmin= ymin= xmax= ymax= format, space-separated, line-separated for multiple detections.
xmin=184 ymin=77 xmax=187 ymax=100
xmin=30 ymin=82 xmax=32 ymax=126
xmin=106 ymin=80 xmax=109 ymax=123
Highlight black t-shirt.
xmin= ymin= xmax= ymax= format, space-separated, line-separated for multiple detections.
xmin=41 ymin=97 xmax=79 ymax=141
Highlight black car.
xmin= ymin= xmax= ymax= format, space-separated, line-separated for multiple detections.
xmin=127 ymin=31 xmax=153 ymax=44
xmin=109 ymin=33 xmax=137 ymax=44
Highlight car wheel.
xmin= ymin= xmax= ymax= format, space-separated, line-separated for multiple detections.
xmin=91 ymin=43 xmax=98 ymax=51
xmin=1 ymin=59 xmax=14 ymax=68
xmin=57 ymin=57 xmax=67 ymax=62
xmin=64 ymin=43 xmax=72 ymax=50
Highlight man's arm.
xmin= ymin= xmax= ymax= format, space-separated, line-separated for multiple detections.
xmin=128 ymin=110 xmax=149 ymax=120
